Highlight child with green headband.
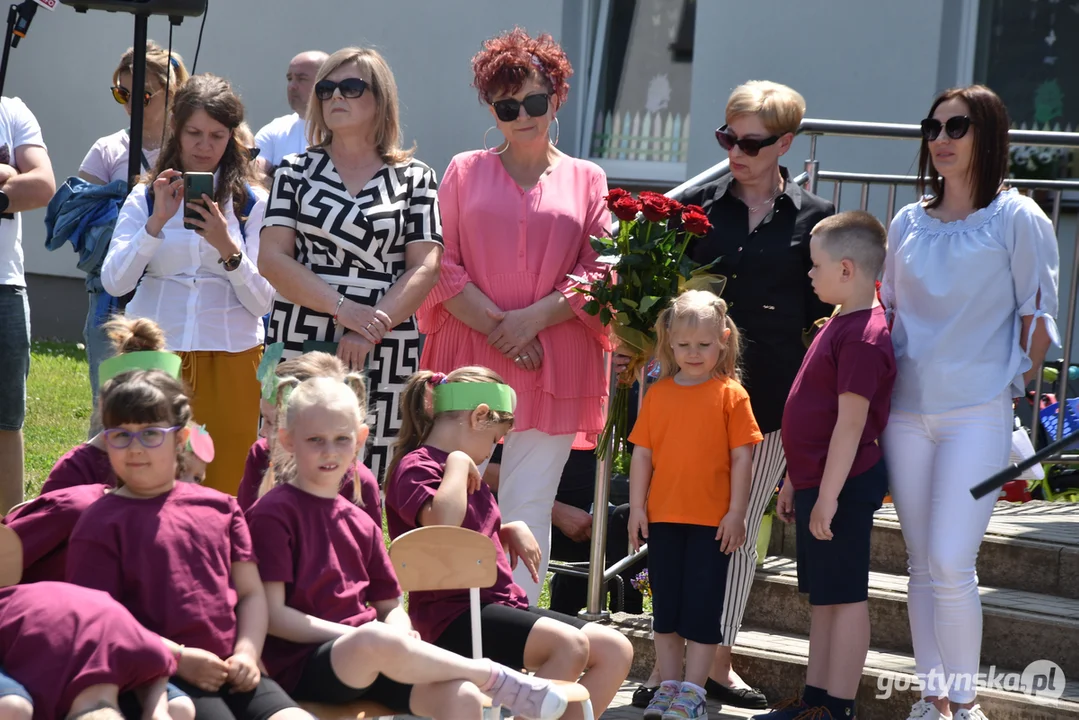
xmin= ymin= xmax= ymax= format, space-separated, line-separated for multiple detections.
xmin=42 ymin=317 xmax=212 ymax=496
xmin=384 ymin=366 xmax=633 ymax=720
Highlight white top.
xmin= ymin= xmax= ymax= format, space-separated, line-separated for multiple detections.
xmin=881 ymin=188 xmax=1061 ymax=415
xmin=254 ymin=113 xmax=306 ymax=169
xmin=101 ymin=182 xmax=274 ymax=352
xmin=79 ymin=129 xmax=160 ymax=184
xmin=0 ymin=96 xmax=46 ymax=286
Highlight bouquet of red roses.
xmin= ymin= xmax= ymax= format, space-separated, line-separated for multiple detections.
xmin=571 ymin=189 xmax=719 ymax=460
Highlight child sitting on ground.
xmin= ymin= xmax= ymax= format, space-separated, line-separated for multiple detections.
xmin=627 ymin=290 xmax=762 ymax=720
xmin=237 ymin=347 xmax=380 ymax=524
xmin=384 ymin=367 xmax=634 ymax=720
xmin=65 ymin=369 xmax=309 ymax=719
xmin=0 ymin=527 xmax=194 ymax=720
xmin=248 ymin=374 xmax=567 ymax=719
xmin=758 ymin=211 xmax=895 ymax=720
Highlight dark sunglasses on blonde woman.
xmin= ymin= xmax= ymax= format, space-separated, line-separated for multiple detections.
xmin=920 ymin=115 xmax=973 ymax=141
xmin=111 ymin=85 xmax=158 ymax=107
xmin=491 ymin=93 xmax=551 ymax=123
xmin=714 ymin=125 xmax=782 ymax=157
xmin=314 ymin=78 xmax=369 ymax=101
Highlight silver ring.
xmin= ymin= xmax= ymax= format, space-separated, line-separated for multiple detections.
xmin=514 ymin=355 xmax=523 ymax=362
xmin=521 ymin=354 xmax=530 ymax=360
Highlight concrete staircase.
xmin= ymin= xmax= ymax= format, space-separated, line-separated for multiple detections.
xmin=611 ymin=501 xmax=1079 ymax=719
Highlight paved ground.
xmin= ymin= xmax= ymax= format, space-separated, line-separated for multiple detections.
xmin=601 ymin=680 xmax=764 ymax=720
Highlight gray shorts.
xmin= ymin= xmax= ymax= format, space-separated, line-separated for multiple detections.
xmin=0 ymin=286 xmax=30 ymax=431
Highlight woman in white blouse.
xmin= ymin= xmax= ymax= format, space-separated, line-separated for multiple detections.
xmin=881 ymin=85 xmax=1059 ymax=720
xmin=102 ymin=73 xmax=273 ymax=495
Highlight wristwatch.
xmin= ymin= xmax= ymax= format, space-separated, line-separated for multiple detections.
xmin=219 ymin=252 xmax=243 ymax=272
xmin=0 ymin=190 xmax=10 ymax=214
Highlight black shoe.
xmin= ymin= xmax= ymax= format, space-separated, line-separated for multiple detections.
xmin=705 ymin=678 xmax=769 ymax=709
xmin=751 ymin=697 xmax=811 ymax=719
xmin=631 ymin=684 xmax=658 ymax=708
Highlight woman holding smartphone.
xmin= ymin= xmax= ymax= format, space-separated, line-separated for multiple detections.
xmin=101 ymin=73 xmax=273 ymax=495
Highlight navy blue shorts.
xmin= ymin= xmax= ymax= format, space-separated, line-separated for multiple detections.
xmin=794 ymin=459 xmax=888 ymax=606
xmin=647 ymin=522 xmax=731 ymax=645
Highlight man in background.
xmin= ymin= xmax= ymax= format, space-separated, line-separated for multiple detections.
xmin=0 ymin=95 xmax=56 ymax=512
xmin=254 ymin=50 xmax=328 ymax=177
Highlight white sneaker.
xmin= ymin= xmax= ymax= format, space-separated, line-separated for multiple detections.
xmin=953 ymin=706 xmax=988 ymax=720
xmin=907 ymin=700 xmax=945 ymax=720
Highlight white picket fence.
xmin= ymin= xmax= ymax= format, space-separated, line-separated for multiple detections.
xmin=589 ymin=109 xmax=692 ymax=163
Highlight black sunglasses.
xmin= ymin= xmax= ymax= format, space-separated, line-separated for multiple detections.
xmin=921 ymin=115 xmax=972 ymax=141
xmin=314 ymin=78 xmax=369 ymax=101
xmin=491 ymin=93 xmax=551 ymax=123
xmin=715 ymin=125 xmax=782 ymax=157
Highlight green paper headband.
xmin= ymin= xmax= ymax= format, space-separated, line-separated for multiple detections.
xmin=99 ymin=351 xmax=182 ymax=385
xmin=433 ymin=382 xmax=517 ymax=414
xmin=257 ymin=342 xmax=285 ymax=403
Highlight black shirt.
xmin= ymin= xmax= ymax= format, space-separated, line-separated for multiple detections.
xmin=683 ymin=167 xmax=835 ymax=434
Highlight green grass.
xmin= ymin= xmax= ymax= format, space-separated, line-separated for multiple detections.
xmin=23 ymin=341 xmax=92 ymax=499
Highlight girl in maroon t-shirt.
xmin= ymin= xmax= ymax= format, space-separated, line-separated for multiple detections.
xmin=238 ymin=350 xmax=381 ymax=523
xmin=65 ymin=369 xmax=308 ymax=720
xmin=384 ymin=367 xmax=634 ymax=720
xmin=249 ymin=375 xmax=567 ymax=719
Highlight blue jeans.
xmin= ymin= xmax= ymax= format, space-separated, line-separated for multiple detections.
xmin=0 ymin=287 xmax=30 ymax=432
xmin=85 ymin=290 xmax=115 ymax=437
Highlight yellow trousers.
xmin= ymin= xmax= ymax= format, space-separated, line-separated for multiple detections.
xmin=179 ymin=346 xmax=262 ymax=496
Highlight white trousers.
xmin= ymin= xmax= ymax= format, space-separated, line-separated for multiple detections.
xmin=882 ymin=391 xmax=1012 ymax=704
xmin=498 ymin=429 xmax=576 ymax=602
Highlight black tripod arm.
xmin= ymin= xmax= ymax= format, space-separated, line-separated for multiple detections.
xmin=970 ymin=429 xmax=1079 ymax=500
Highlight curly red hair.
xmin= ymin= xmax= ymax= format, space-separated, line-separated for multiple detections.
xmin=471 ymin=28 xmax=572 ymax=106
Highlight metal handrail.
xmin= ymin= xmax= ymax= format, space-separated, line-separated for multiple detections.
xmin=580 ymin=117 xmax=1079 ymax=620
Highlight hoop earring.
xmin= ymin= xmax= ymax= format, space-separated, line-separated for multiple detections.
xmin=484 ymin=126 xmax=509 ymax=155
xmin=549 ymin=117 xmax=560 ymax=146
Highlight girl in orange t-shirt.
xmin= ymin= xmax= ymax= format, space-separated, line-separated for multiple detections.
xmin=627 ymin=290 xmax=763 ymax=720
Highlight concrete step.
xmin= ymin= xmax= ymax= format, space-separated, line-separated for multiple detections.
xmin=768 ymin=501 xmax=1079 ymax=599
xmin=744 ymin=557 xmax=1079 ymax=681
xmin=611 ymin=614 xmax=1079 ymax=720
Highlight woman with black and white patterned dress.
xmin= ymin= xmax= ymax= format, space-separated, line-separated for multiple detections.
xmin=259 ymin=47 xmax=442 ymax=478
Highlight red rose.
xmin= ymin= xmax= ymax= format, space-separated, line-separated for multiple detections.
xmin=666 ymin=198 xmax=684 ymax=215
xmin=681 ymin=205 xmax=712 ymax=235
xmin=611 ymin=195 xmax=642 ymax=223
xmin=605 ymin=188 xmax=632 ymax=212
xmin=638 ymin=191 xmax=672 ymax=222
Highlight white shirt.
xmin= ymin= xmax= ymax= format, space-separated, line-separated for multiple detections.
xmin=254 ymin=113 xmax=306 ymax=169
xmin=101 ymin=183 xmax=274 ymax=352
xmin=0 ymin=97 xmax=46 ymax=286
xmin=79 ymin=129 xmax=160 ymax=184
xmin=881 ymin=188 xmax=1060 ymax=415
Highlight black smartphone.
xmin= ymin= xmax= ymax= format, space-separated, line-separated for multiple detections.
xmin=183 ymin=172 xmax=215 ymax=231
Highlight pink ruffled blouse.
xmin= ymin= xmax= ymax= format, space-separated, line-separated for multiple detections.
xmin=417 ymin=150 xmax=611 ymax=437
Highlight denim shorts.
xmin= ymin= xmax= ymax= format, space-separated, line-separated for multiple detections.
xmin=0 ymin=667 xmax=31 ymax=703
xmin=0 ymin=286 xmax=30 ymax=432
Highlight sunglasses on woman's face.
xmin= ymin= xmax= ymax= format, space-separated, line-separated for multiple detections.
xmin=920 ymin=115 xmax=972 ymax=141
xmin=314 ymin=77 xmax=369 ymax=101
xmin=715 ymin=125 xmax=782 ymax=157
xmin=111 ymin=85 xmax=158 ymax=107
xmin=491 ymin=93 xmax=551 ymax=123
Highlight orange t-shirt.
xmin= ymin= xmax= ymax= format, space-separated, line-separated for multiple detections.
xmin=628 ymin=375 xmax=763 ymax=526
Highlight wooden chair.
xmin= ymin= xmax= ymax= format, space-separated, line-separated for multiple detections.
xmin=389 ymin=525 xmax=594 ymax=720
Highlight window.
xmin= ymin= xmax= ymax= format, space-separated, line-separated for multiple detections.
xmin=582 ymin=0 xmax=696 ymax=184
xmin=975 ymin=0 xmax=1077 ymax=179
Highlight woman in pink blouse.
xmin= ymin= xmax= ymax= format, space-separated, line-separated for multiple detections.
xmin=417 ymin=28 xmax=611 ymax=602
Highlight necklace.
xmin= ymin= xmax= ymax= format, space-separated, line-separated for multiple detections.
xmin=742 ymin=182 xmax=783 ymax=214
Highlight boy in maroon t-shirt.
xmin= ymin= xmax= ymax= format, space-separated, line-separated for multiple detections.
xmin=762 ymin=212 xmax=896 ymax=720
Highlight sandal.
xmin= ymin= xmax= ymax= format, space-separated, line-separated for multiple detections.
xmin=632 ymin=684 xmax=659 ymax=708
